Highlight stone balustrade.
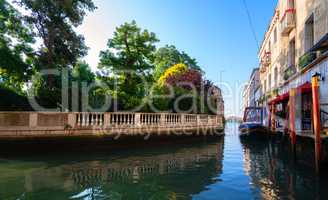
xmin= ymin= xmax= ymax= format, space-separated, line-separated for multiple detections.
xmin=0 ymin=112 xmax=224 ymax=137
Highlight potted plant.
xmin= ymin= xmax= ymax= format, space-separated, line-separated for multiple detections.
xmin=299 ymin=51 xmax=317 ymax=70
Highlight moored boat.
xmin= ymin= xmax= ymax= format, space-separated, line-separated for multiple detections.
xmin=239 ymin=107 xmax=268 ymax=136
xmin=239 ymin=122 xmax=268 ymax=136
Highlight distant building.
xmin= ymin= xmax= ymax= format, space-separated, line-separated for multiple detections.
xmin=226 ymin=116 xmax=243 ymax=123
xmin=249 ymin=68 xmax=260 ymax=107
xmin=243 ymin=68 xmax=260 ymax=111
xmin=212 ymin=86 xmax=225 ymax=116
xmin=242 ymin=84 xmax=250 ymax=111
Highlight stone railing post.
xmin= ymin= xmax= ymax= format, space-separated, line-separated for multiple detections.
xmin=196 ymin=115 xmax=200 ymax=126
xmin=135 ymin=113 xmax=141 ymax=127
xmin=67 ymin=113 xmax=76 ymax=128
xmin=29 ymin=112 xmax=38 ymax=128
xmin=104 ymin=113 xmax=110 ymax=128
xmin=160 ymin=113 xmax=166 ymax=126
xmin=218 ymin=116 xmax=223 ymax=127
xmin=181 ymin=114 xmax=185 ymax=125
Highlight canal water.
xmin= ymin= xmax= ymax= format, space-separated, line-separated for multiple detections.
xmin=0 ymin=122 xmax=328 ymax=200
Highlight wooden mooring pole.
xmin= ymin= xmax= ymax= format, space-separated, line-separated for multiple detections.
xmin=289 ymin=88 xmax=297 ymax=159
xmin=268 ymin=106 xmax=272 ymax=130
xmin=311 ymin=75 xmax=322 ymax=173
xmin=271 ymin=104 xmax=276 ymax=132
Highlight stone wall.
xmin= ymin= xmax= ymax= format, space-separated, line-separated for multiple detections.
xmin=37 ymin=113 xmax=68 ymax=127
xmin=0 ymin=113 xmax=29 ymax=127
xmin=0 ymin=112 xmax=224 ymax=138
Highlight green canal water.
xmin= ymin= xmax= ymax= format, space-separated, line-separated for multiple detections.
xmin=0 ymin=122 xmax=328 ymax=200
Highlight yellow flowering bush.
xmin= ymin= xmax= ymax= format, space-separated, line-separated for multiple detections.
xmin=158 ymin=63 xmax=188 ymax=86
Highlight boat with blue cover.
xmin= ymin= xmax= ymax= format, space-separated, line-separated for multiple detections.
xmin=239 ymin=107 xmax=268 ymax=136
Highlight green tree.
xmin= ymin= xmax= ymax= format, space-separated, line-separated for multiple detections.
xmin=15 ymin=0 xmax=96 ymax=108
xmin=0 ymin=0 xmax=35 ymax=93
xmin=72 ymin=61 xmax=96 ymax=111
xmin=72 ymin=61 xmax=95 ymax=84
xmin=16 ymin=0 xmax=96 ymax=70
xmin=155 ymin=63 xmax=203 ymax=113
xmin=153 ymin=45 xmax=201 ymax=79
xmin=31 ymin=61 xmax=97 ymax=111
xmin=99 ymin=20 xmax=159 ymax=110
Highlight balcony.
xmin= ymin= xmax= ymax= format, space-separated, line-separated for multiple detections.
xmin=298 ymin=34 xmax=328 ymax=71
xmin=283 ymin=65 xmax=297 ymax=81
xmin=261 ymin=52 xmax=271 ymax=67
xmin=280 ymin=9 xmax=296 ymax=36
xmin=298 ymin=51 xmax=317 ymax=70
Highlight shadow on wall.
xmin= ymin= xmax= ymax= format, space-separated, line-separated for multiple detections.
xmin=0 ymin=88 xmax=33 ymax=111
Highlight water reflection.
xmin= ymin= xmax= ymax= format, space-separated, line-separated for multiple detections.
xmin=240 ymin=130 xmax=328 ymax=200
xmin=0 ymin=139 xmax=224 ymax=200
xmin=1 ymin=123 xmax=328 ymax=199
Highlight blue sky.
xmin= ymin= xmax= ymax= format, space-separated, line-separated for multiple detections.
xmin=77 ymin=0 xmax=278 ymax=116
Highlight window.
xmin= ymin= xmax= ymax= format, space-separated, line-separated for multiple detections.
xmin=274 ymin=67 xmax=278 ymax=86
xmin=305 ymin=14 xmax=314 ymax=52
xmin=273 ymin=28 xmax=277 ymax=43
xmin=288 ymin=0 xmax=295 ymax=9
xmin=288 ymin=38 xmax=296 ymax=67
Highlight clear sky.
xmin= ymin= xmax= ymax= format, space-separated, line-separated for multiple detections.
xmin=77 ymin=0 xmax=278 ymax=117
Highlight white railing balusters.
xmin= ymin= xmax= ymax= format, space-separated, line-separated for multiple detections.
xmin=66 ymin=112 xmax=223 ymax=129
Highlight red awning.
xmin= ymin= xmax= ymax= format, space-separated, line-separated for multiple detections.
xmin=297 ymin=82 xmax=312 ymax=93
xmin=268 ymin=82 xmax=312 ymax=105
xmin=269 ymin=93 xmax=289 ymax=105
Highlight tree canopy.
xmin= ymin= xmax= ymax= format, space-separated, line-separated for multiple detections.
xmin=0 ymin=1 xmax=220 ymax=114
xmin=153 ymin=45 xmax=201 ymax=79
xmin=7 ymin=0 xmax=97 ymax=108
xmin=15 ymin=0 xmax=96 ymax=70
xmin=72 ymin=61 xmax=95 ymax=84
xmin=99 ymin=20 xmax=159 ymax=110
xmin=0 ymin=0 xmax=35 ymax=92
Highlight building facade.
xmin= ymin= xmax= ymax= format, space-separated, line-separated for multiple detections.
xmin=243 ymin=68 xmax=260 ymax=111
xmin=258 ymin=0 xmax=328 ymax=132
xmin=249 ymin=68 xmax=261 ymax=107
xmin=242 ymin=84 xmax=250 ymax=111
xmin=212 ymin=87 xmax=225 ymax=117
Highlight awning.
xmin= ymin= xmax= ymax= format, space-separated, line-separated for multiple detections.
xmin=268 ymin=82 xmax=312 ymax=105
xmin=296 ymin=82 xmax=312 ymax=93
xmin=268 ymin=92 xmax=289 ymax=105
